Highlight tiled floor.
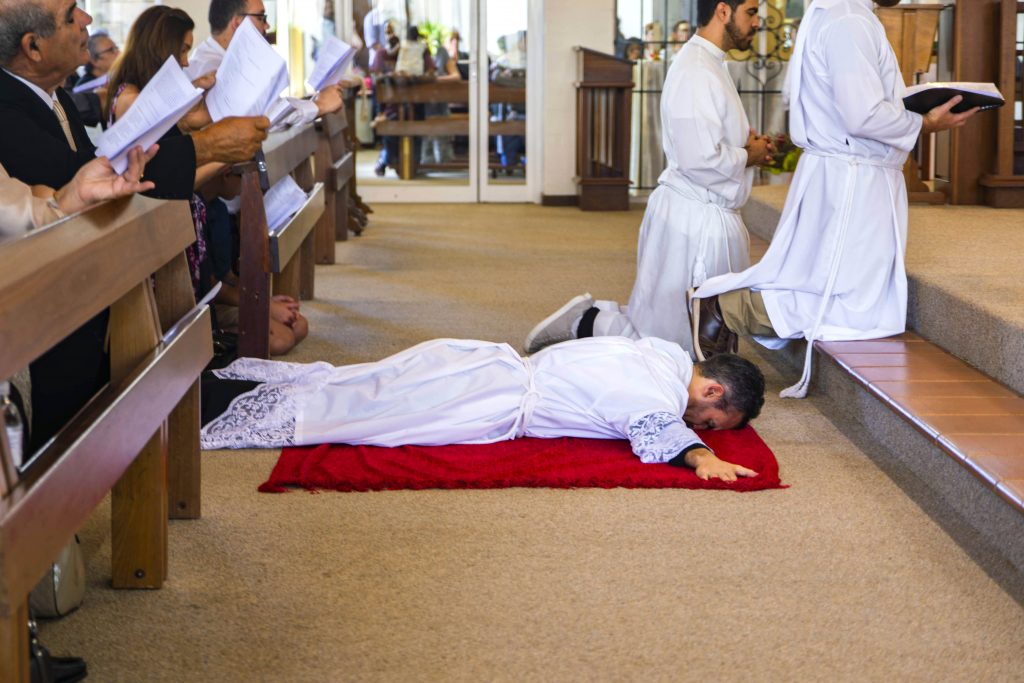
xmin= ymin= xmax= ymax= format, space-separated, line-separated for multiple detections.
xmin=817 ymin=332 xmax=1024 ymax=510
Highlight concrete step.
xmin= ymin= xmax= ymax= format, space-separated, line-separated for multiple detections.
xmin=741 ymin=186 xmax=1024 ymax=574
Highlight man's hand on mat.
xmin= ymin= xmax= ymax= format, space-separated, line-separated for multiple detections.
xmin=685 ymin=448 xmax=758 ymax=482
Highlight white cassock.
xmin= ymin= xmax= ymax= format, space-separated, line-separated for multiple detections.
xmin=592 ymin=35 xmax=752 ymax=357
xmin=695 ymin=0 xmax=922 ymax=395
xmin=185 ymin=35 xmax=320 ymax=127
xmin=200 ymin=337 xmax=708 ymax=464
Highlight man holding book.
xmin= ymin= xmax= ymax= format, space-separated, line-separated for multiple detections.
xmin=689 ymin=0 xmax=980 ymax=398
xmin=187 ymin=0 xmax=346 ymax=126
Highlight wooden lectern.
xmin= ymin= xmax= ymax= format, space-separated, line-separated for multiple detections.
xmin=876 ymin=5 xmax=947 ymax=204
xmin=574 ymin=48 xmax=633 ymax=211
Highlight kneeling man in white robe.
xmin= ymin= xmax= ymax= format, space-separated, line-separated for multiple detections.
xmin=524 ymin=0 xmax=775 ymax=358
xmin=689 ymin=0 xmax=979 ymax=397
xmin=200 ymin=337 xmax=766 ymax=482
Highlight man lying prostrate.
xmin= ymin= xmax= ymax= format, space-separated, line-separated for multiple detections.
xmin=200 ymin=337 xmax=766 ymax=482
xmin=187 ymin=0 xmax=345 ymax=125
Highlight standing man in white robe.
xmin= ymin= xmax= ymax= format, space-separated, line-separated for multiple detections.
xmin=524 ymin=0 xmax=775 ymax=358
xmin=200 ymin=337 xmax=767 ymax=482
xmin=689 ymin=0 xmax=978 ymax=397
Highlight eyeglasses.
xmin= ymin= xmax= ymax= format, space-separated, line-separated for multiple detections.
xmin=239 ymin=12 xmax=269 ymax=25
xmin=95 ymin=45 xmax=119 ymax=57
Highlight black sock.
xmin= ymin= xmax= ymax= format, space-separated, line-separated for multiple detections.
xmin=576 ymin=307 xmax=599 ymax=338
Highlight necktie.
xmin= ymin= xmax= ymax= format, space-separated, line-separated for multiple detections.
xmin=52 ymin=97 xmax=78 ymax=152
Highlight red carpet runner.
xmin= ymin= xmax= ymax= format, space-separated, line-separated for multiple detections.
xmin=258 ymin=426 xmax=785 ymax=493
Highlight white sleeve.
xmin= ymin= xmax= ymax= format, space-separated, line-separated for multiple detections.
xmin=822 ymin=16 xmax=922 ymax=152
xmin=627 ymin=412 xmax=708 ymax=464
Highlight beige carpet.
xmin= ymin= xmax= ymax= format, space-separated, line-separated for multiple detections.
xmin=41 ymin=203 xmax=1024 ymax=682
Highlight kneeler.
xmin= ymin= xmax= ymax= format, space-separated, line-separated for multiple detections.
xmin=258 ymin=426 xmax=785 ymax=493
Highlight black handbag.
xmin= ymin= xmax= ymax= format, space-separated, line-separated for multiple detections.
xmin=28 ymin=616 xmax=87 ymax=683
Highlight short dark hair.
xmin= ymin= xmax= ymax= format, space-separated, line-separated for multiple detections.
xmin=697 ymin=0 xmax=745 ymax=28
xmin=209 ymin=0 xmax=248 ymax=34
xmin=0 ymin=1 xmax=56 ymax=66
xmin=695 ymin=354 xmax=765 ymax=427
xmin=406 ymin=25 xmax=419 ymax=42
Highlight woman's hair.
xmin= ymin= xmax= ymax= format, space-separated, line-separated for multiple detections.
xmin=104 ymin=5 xmax=195 ymax=120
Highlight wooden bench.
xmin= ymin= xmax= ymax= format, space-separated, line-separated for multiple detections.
xmin=314 ymin=109 xmax=355 ymax=263
xmin=0 ymin=196 xmax=212 ymax=682
xmin=374 ymin=78 xmax=526 ymax=180
xmin=235 ymin=123 xmax=326 ymax=359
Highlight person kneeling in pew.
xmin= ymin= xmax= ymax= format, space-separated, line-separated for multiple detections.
xmin=200 ymin=336 xmax=765 ymax=482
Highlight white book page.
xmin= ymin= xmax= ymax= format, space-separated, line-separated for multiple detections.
xmin=206 ymin=19 xmax=289 ymax=121
xmin=265 ymin=98 xmax=295 ymax=131
xmin=307 ymin=37 xmax=355 ymax=91
xmin=903 ymin=82 xmax=1003 ymax=99
xmin=72 ymin=73 xmax=108 ymax=94
xmin=94 ymin=57 xmax=203 ymax=173
xmin=264 ymin=174 xmax=309 ymax=233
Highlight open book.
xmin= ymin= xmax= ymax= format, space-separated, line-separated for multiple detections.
xmin=205 ymin=19 xmax=289 ymax=122
xmin=307 ymin=37 xmax=356 ymax=92
xmin=903 ymin=82 xmax=1004 ymax=115
xmin=94 ymin=57 xmax=203 ymax=174
xmin=263 ymin=174 xmax=309 ymax=233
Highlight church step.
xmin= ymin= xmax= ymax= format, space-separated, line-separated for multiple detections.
xmin=741 ymin=185 xmax=1024 ymax=395
xmin=740 ymin=184 xmax=1024 ymax=572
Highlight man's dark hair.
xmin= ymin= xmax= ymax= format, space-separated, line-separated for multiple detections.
xmin=0 ymin=2 xmax=56 ymax=66
xmin=697 ymin=0 xmax=745 ymax=28
xmin=695 ymin=354 xmax=765 ymax=427
xmin=209 ymin=0 xmax=248 ymax=34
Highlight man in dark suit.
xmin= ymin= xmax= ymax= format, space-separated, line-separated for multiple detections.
xmin=0 ymin=0 xmax=271 ymax=449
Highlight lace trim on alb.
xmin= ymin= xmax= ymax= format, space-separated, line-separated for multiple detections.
xmin=200 ymin=382 xmax=298 ymax=450
xmin=627 ymin=411 xmax=698 ymax=463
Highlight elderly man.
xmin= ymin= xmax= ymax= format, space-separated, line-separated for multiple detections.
xmin=524 ymin=0 xmax=774 ymax=358
xmin=0 ymin=0 xmax=270 ymax=448
xmin=186 ymin=0 xmax=345 ymax=125
xmin=688 ymin=0 xmax=979 ymax=398
xmin=67 ymin=31 xmax=118 ymax=128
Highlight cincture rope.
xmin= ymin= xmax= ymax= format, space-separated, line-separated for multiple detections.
xmin=512 ymin=357 xmax=540 ymax=438
xmin=661 ymin=182 xmax=741 ymax=288
xmin=780 ymin=150 xmax=902 ymax=399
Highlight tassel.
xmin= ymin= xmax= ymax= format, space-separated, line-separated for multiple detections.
xmin=779 ymin=340 xmax=814 ymax=399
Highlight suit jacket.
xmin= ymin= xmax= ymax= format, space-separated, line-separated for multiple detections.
xmin=0 ymin=68 xmax=197 ymax=198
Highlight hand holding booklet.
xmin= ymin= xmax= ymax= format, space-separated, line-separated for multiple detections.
xmin=263 ymin=174 xmax=309 ymax=233
xmin=94 ymin=56 xmax=203 ymax=173
xmin=903 ymin=82 xmax=1004 ymax=115
xmin=205 ymin=19 xmax=290 ymax=122
xmin=307 ymin=37 xmax=356 ymax=92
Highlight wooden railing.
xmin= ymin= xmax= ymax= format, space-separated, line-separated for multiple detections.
xmin=980 ymin=0 xmax=1024 ymax=208
xmin=314 ymin=109 xmax=355 ymax=263
xmin=0 ymin=196 xmax=212 ymax=682
xmin=235 ymin=123 xmax=325 ymax=359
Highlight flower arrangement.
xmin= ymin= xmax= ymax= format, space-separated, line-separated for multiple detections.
xmin=763 ymin=133 xmax=802 ymax=174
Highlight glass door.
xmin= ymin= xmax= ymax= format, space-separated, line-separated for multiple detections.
xmin=354 ymin=0 xmax=533 ymax=203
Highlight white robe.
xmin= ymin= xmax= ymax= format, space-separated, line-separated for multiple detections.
xmin=696 ymin=0 xmax=921 ymax=350
xmin=592 ymin=35 xmax=752 ymax=356
xmin=200 ymin=337 xmax=708 ymax=464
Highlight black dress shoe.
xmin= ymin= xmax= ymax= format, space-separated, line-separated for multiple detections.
xmin=689 ymin=290 xmax=738 ymax=361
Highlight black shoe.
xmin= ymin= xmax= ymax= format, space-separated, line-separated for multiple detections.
xmin=688 ymin=289 xmax=738 ymax=361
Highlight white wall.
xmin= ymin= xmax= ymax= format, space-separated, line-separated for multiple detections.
xmin=176 ymin=0 xmax=211 ymax=46
xmin=541 ymin=0 xmax=615 ymax=198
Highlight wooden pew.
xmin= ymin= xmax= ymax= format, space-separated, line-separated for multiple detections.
xmin=375 ymin=78 xmax=527 ymax=179
xmin=314 ymin=109 xmax=355 ymax=263
xmin=0 ymin=196 xmax=212 ymax=682
xmin=236 ymin=123 xmax=326 ymax=359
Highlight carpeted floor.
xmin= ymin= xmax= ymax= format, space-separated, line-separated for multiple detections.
xmin=40 ymin=203 xmax=1024 ymax=681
